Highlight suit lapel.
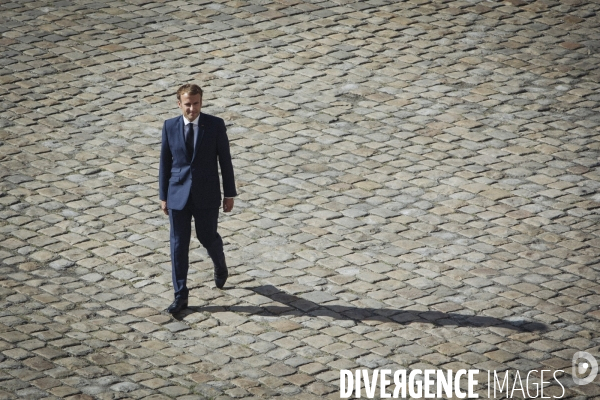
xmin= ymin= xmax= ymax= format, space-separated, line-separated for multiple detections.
xmin=174 ymin=116 xmax=184 ymax=158
xmin=174 ymin=116 xmax=193 ymax=163
xmin=192 ymin=113 xmax=206 ymax=161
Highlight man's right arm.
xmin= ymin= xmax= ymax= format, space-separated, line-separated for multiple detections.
xmin=159 ymin=121 xmax=172 ymax=214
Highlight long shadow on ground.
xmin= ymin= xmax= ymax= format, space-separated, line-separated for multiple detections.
xmin=178 ymin=285 xmax=547 ymax=332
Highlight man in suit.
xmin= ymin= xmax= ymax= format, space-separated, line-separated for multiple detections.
xmin=159 ymin=83 xmax=237 ymax=314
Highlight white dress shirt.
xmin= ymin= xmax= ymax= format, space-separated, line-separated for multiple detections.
xmin=183 ymin=115 xmax=199 ymax=148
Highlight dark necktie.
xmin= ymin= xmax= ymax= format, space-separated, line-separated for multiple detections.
xmin=185 ymin=123 xmax=194 ymax=158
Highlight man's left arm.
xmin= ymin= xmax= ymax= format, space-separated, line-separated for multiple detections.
xmin=216 ymin=119 xmax=236 ymax=212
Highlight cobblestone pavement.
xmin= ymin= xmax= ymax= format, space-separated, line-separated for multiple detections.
xmin=0 ymin=0 xmax=599 ymax=399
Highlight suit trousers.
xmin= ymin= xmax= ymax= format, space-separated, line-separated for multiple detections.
xmin=169 ymin=192 xmax=223 ymax=299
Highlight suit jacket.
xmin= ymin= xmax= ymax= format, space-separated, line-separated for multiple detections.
xmin=159 ymin=113 xmax=236 ymax=210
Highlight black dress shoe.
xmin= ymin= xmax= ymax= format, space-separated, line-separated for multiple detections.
xmin=167 ymin=298 xmax=188 ymax=314
xmin=213 ymin=255 xmax=228 ymax=289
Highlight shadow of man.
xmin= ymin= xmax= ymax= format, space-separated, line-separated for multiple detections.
xmin=177 ymin=284 xmax=547 ymax=332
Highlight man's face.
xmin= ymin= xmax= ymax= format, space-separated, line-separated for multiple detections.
xmin=178 ymin=92 xmax=202 ymax=121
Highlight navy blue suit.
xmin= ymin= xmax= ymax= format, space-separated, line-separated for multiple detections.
xmin=159 ymin=113 xmax=236 ymax=299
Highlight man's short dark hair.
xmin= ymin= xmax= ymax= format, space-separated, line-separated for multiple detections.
xmin=177 ymin=84 xmax=203 ymax=100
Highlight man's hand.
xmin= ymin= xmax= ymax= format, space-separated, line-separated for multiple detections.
xmin=161 ymin=200 xmax=168 ymax=215
xmin=223 ymin=198 xmax=234 ymax=213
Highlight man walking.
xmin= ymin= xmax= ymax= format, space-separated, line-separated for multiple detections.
xmin=159 ymin=83 xmax=237 ymax=314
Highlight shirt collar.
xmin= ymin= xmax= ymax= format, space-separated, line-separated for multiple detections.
xmin=183 ymin=114 xmax=200 ymax=125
